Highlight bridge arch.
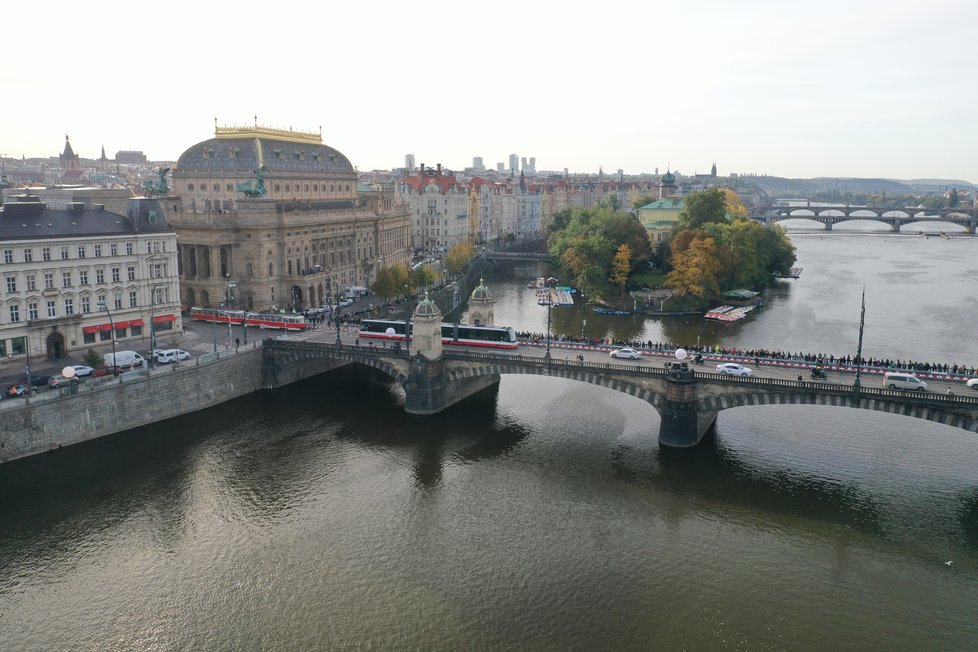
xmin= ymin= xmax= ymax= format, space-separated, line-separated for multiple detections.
xmin=264 ymin=344 xmax=408 ymax=389
xmin=697 ymin=386 xmax=978 ymax=433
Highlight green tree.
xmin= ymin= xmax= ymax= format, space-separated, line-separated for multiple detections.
xmin=632 ymin=195 xmax=658 ymax=209
xmin=83 ymin=349 xmax=104 ymax=369
xmin=677 ymin=188 xmax=729 ymax=231
xmin=372 ymin=262 xmax=414 ymax=300
xmin=411 ymin=264 xmax=437 ymax=291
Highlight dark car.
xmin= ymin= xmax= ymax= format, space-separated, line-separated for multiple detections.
xmin=18 ymin=375 xmax=52 ymax=388
xmin=94 ymin=365 xmax=124 ymax=377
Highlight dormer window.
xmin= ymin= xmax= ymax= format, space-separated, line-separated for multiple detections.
xmin=275 ymin=149 xmax=285 ymax=160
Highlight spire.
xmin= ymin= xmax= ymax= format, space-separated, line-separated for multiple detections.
xmin=62 ymin=134 xmax=75 ymax=158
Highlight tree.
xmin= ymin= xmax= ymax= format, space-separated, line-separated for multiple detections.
xmin=720 ymin=189 xmax=749 ymax=219
xmin=445 ymin=241 xmax=476 ymax=275
xmin=677 ymin=188 xmax=729 ymax=231
xmin=372 ymin=262 xmax=413 ymax=300
xmin=665 ymin=236 xmax=721 ymax=299
xmin=632 ymin=194 xmax=658 ymax=209
xmin=610 ymin=244 xmax=632 ymax=295
xmin=411 ymin=264 xmax=437 ymax=291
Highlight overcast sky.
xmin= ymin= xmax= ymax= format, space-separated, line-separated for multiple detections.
xmin=4 ymin=0 xmax=975 ymax=182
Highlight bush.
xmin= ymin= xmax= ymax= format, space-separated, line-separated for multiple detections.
xmin=83 ymin=349 xmax=104 ymax=368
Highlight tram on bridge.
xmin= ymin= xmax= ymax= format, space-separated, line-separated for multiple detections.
xmin=359 ymin=319 xmax=518 ymax=349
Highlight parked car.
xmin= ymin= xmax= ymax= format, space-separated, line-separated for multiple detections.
xmin=716 ymin=363 xmax=753 ymax=377
xmin=156 ymin=349 xmax=191 ymax=364
xmin=94 ymin=365 xmax=125 ymax=377
xmin=71 ymin=364 xmax=95 ymax=377
xmin=609 ymin=347 xmax=641 ymax=360
xmin=6 ymin=382 xmax=29 ymax=397
xmin=18 ymin=375 xmax=52 ymax=388
xmin=49 ymin=375 xmax=80 ymax=389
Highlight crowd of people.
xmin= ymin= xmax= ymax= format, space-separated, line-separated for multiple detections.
xmin=514 ymin=331 xmax=978 ymax=377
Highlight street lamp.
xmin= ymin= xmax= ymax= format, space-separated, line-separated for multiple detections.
xmin=544 ymin=293 xmax=552 ymax=360
xmin=217 ymin=308 xmax=232 ymax=350
xmin=404 ymin=283 xmax=411 ymax=354
xmin=227 ymin=276 xmax=245 ymax=345
xmin=97 ymin=301 xmax=118 ymax=376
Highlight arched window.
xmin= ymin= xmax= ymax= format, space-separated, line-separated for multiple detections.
xmin=268 ymin=263 xmax=274 ymax=277
xmin=247 ymin=263 xmax=254 ymax=277
xmin=185 ymin=289 xmax=196 ymax=307
xmin=201 ymin=290 xmax=210 ymax=306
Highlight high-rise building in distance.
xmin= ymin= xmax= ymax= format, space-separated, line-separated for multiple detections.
xmin=405 ymin=154 xmax=416 ymax=171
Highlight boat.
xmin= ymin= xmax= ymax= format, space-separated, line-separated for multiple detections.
xmin=704 ymin=305 xmax=735 ymax=320
xmin=593 ymin=308 xmax=631 ymax=316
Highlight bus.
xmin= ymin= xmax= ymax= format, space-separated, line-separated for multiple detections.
xmin=358 ymin=319 xmax=518 ymax=349
xmin=189 ymin=307 xmax=308 ymax=332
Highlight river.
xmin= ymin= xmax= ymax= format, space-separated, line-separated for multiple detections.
xmin=2 ymin=233 xmax=977 ymax=650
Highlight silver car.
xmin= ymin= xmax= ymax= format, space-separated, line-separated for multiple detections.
xmin=716 ymin=362 xmax=752 ymax=377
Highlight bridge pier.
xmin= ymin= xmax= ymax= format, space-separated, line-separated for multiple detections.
xmin=403 ymin=353 xmax=499 ymax=414
xmin=657 ymin=367 xmax=717 ymax=448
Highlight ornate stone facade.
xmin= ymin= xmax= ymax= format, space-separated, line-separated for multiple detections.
xmin=166 ymin=124 xmax=411 ymax=312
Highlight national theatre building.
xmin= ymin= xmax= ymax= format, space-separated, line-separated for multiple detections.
xmin=167 ymin=123 xmax=411 ymax=312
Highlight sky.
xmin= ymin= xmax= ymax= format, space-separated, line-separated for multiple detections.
xmin=3 ymin=0 xmax=976 ymax=183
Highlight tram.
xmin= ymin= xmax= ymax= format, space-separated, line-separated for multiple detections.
xmin=358 ymin=319 xmax=518 ymax=349
xmin=189 ymin=307 xmax=308 ymax=331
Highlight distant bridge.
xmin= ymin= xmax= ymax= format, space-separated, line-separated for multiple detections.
xmin=754 ymin=205 xmax=977 ymax=233
xmin=484 ymin=251 xmax=550 ymax=262
xmin=264 ymin=341 xmax=978 ymax=448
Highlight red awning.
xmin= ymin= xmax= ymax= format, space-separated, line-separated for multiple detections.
xmin=98 ymin=323 xmax=113 ymax=332
xmin=129 ymin=319 xmax=144 ymax=327
xmin=82 ymin=326 xmax=99 ymax=334
xmin=153 ymin=314 xmax=175 ymax=324
xmin=114 ymin=321 xmax=130 ymax=329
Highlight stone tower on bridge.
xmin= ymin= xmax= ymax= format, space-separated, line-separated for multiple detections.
xmin=468 ymin=279 xmax=495 ymax=326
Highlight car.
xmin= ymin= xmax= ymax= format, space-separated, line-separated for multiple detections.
xmin=338 ymin=299 xmax=354 ymax=308
xmin=71 ymin=364 xmax=95 ymax=378
xmin=610 ymin=347 xmax=641 ymax=360
xmin=94 ymin=365 xmax=125 ymax=377
xmin=716 ymin=362 xmax=753 ymax=377
xmin=49 ymin=375 xmax=80 ymax=389
xmin=18 ymin=375 xmax=52 ymax=388
xmin=967 ymin=378 xmax=978 ymax=390
xmin=156 ymin=349 xmax=191 ymax=364
xmin=6 ymin=382 xmax=29 ymax=397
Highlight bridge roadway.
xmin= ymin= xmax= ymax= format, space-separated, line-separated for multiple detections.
xmin=268 ymin=327 xmax=978 ymax=446
xmin=289 ymin=324 xmax=977 ymax=396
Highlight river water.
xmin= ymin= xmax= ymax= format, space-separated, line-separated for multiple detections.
xmin=2 ymin=233 xmax=978 ymax=650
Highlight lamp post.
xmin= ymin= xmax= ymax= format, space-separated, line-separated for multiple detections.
xmin=227 ymin=277 xmax=245 ymax=345
xmin=544 ymin=294 xmax=552 ymax=360
xmin=217 ymin=308 xmax=232 ymax=350
xmin=97 ymin=301 xmax=118 ymax=376
xmin=24 ymin=326 xmax=32 ymax=403
xmin=404 ymin=283 xmax=411 ymax=354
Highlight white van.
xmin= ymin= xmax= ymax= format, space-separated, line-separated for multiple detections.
xmin=883 ymin=372 xmax=928 ymax=391
xmin=103 ymin=350 xmax=146 ymax=369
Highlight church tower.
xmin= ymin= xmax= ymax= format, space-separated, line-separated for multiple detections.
xmin=59 ymin=134 xmax=82 ymax=183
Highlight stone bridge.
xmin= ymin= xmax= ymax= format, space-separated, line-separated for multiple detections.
xmin=755 ymin=206 xmax=977 ymax=233
xmin=262 ymin=341 xmax=978 ymax=448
